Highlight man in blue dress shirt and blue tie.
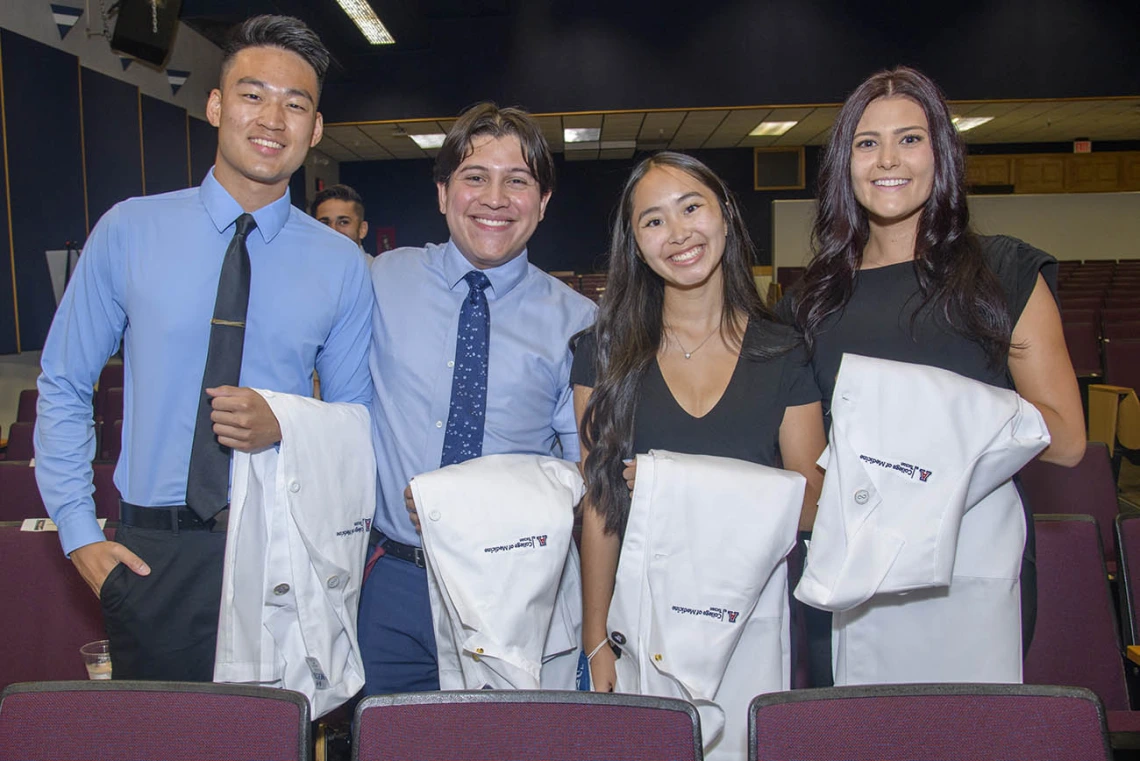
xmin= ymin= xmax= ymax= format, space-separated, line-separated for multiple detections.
xmin=361 ymin=102 xmax=597 ymax=694
xmin=34 ymin=15 xmax=372 ymax=681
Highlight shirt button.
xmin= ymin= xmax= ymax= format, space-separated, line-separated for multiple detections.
xmin=854 ymin=489 xmax=870 ymax=505
xmin=435 ymin=421 xmax=443 ymax=428
xmin=326 ymin=576 xmax=340 ymax=589
xmin=289 ymin=480 xmax=301 ymax=493
xmin=273 ymin=583 xmax=290 ymax=596
xmin=447 ymin=360 xmax=454 ymax=368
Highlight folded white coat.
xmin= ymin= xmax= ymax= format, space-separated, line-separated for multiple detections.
xmin=610 ymin=450 xmax=804 ymax=761
xmin=214 ymin=390 xmax=373 ymax=718
xmin=415 ymin=454 xmax=584 ymax=690
xmin=795 ymin=353 xmax=1050 ymax=685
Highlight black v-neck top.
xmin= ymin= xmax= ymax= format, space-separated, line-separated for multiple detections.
xmin=571 ymin=320 xmax=820 ymax=467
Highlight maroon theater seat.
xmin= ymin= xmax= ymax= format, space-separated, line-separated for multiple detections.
xmin=0 ymin=680 xmax=311 ymax=761
xmin=749 ymin=684 xmax=1110 ymax=761
xmin=0 ymin=462 xmax=46 ymax=521
xmin=355 ymin=691 xmax=702 ymax=761
xmin=92 ymin=461 xmax=121 ymax=520
xmin=1105 ymin=323 xmax=1140 ymax=341
xmin=776 ymin=266 xmax=806 ymax=290
xmin=1019 ymin=443 xmax=1120 ymax=572
xmin=5 ymin=421 xmax=34 ymax=461
xmin=1062 ymin=321 xmax=1102 ymax=377
xmin=0 ymin=526 xmax=113 ymax=691
xmin=1025 ymin=515 xmax=1140 ymax=740
xmin=16 ymin=388 xmax=37 ymax=422
xmin=1104 ymin=339 xmax=1140 ymax=391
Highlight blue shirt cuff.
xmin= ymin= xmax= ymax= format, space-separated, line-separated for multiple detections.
xmin=57 ymin=512 xmax=107 ymax=556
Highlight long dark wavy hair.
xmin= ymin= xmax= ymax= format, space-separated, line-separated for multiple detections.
xmin=580 ymin=152 xmax=787 ymax=535
xmin=790 ymin=66 xmax=1011 ymax=364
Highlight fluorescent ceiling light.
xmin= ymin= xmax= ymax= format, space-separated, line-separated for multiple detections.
xmin=336 ymin=0 xmax=396 ymax=45
xmin=564 ymin=127 xmax=601 ymax=143
xmin=409 ymin=133 xmax=446 ymax=149
xmin=750 ymin=121 xmax=798 ymax=137
xmin=952 ymin=116 xmax=994 ymax=132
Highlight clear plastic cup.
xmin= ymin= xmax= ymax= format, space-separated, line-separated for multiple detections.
xmin=80 ymin=640 xmax=112 ymax=680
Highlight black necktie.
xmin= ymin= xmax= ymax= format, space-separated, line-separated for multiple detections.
xmin=185 ymin=213 xmax=257 ymax=521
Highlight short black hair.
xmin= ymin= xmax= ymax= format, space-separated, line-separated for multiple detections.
xmin=311 ymin=184 xmax=365 ymax=218
xmin=221 ymin=15 xmax=330 ymax=93
xmin=433 ymin=102 xmax=555 ymax=196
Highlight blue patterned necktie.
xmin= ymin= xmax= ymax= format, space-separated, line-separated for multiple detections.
xmin=441 ymin=270 xmax=491 ymax=467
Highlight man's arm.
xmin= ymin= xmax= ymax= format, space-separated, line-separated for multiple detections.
xmin=313 ymin=249 xmax=374 ymax=406
xmin=35 ymin=206 xmax=148 ymax=588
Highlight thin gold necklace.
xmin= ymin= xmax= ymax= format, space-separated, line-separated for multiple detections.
xmin=668 ymin=324 xmax=719 ymax=360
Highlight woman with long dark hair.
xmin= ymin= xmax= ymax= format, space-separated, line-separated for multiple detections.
xmin=572 ymin=152 xmax=826 ymax=697
xmin=782 ymin=66 xmax=1084 ymax=682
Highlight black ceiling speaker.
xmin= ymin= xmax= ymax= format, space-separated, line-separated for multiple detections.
xmin=111 ymin=0 xmax=184 ymax=67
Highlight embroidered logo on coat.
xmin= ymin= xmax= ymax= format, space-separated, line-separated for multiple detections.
xmin=859 ymin=454 xmax=934 ymax=483
xmin=483 ymin=535 xmax=551 ymax=554
xmin=670 ymin=605 xmax=741 ymax=623
xmin=336 ymin=518 xmax=372 ymax=537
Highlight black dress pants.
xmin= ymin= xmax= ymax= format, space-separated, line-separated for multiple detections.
xmin=99 ymin=524 xmax=227 ymax=681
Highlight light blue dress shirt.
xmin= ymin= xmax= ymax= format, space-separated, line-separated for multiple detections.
xmin=369 ymin=240 xmax=597 ymax=546
xmin=36 ymin=169 xmax=374 ymax=555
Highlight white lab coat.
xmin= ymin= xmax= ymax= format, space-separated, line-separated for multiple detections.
xmin=609 ymin=450 xmax=805 ymax=761
xmin=795 ymin=353 xmax=1050 ymax=686
xmin=214 ymin=390 xmax=374 ymax=718
xmin=414 ymin=454 xmax=584 ymax=690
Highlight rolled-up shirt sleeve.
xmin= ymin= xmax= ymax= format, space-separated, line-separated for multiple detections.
xmin=35 ymin=206 xmax=127 ymax=555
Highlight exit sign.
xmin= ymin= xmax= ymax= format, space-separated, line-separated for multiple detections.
xmin=1074 ymin=140 xmax=1093 ymax=153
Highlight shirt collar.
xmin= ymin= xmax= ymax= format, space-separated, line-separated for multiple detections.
xmin=199 ymin=167 xmax=292 ymax=243
xmin=442 ymin=239 xmax=529 ymax=299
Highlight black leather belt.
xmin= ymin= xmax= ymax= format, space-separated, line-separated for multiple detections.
xmin=120 ymin=501 xmax=230 ymax=533
xmin=370 ymin=528 xmax=425 ymax=568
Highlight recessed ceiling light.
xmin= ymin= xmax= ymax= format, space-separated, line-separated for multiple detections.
xmin=952 ymin=116 xmax=994 ymax=132
xmin=750 ymin=121 xmax=798 ymax=137
xmin=564 ymin=127 xmax=601 ymax=143
xmin=336 ymin=0 xmax=396 ymax=45
xmin=409 ymin=133 xmax=446 ymax=149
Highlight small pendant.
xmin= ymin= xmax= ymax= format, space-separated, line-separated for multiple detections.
xmin=684 ymin=352 xmax=692 ymax=359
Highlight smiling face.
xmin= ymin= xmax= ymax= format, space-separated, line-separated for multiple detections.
xmin=437 ymin=133 xmax=551 ymax=270
xmin=630 ymin=165 xmax=727 ymax=291
xmin=315 ymin=198 xmax=368 ymax=245
xmin=207 ymin=45 xmax=324 ymax=209
xmin=849 ymin=95 xmax=935 ymax=230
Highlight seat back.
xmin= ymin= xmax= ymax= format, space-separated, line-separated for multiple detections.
xmin=0 ymin=526 xmax=112 ymax=690
xmin=5 ymin=421 xmax=34 ymax=460
xmin=749 ymin=684 xmax=1110 ymax=761
xmin=1104 ymin=322 xmax=1140 ymax=340
xmin=16 ymin=388 xmax=37 ymax=422
xmin=1018 ymin=443 xmax=1118 ymax=563
xmin=1104 ymin=338 xmax=1140 ymax=390
xmin=0 ymin=680 xmax=311 ymax=761
xmin=354 ymin=691 xmax=702 ymax=761
xmin=0 ymin=462 xmax=46 ymax=520
xmin=92 ymin=462 xmax=121 ymax=520
xmin=1062 ymin=321 xmax=1102 ymax=377
xmin=1116 ymin=513 xmax=1140 ymax=645
xmin=1024 ymin=515 xmax=1129 ymax=710
xmin=776 ymin=266 xmax=805 ymax=289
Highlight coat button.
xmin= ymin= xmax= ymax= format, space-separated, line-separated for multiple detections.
xmin=326 ymin=576 xmax=340 ymax=589
xmin=273 ymin=583 xmax=290 ymax=596
xmin=288 ymin=480 xmax=301 ymax=493
xmin=429 ymin=510 xmax=441 ymax=521
xmin=854 ymin=489 xmax=870 ymax=505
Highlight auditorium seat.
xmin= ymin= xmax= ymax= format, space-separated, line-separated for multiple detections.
xmin=92 ymin=461 xmax=121 ymax=521
xmin=95 ymin=387 xmax=123 ymax=424
xmin=0 ymin=526 xmax=112 ymax=691
xmin=1024 ymin=515 xmax=1140 ymax=741
xmin=98 ymin=418 xmax=122 ymax=463
xmin=776 ymin=266 xmax=805 ymax=291
xmin=0 ymin=680 xmax=311 ymax=761
xmin=1063 ymin=321 xmax=1102 ymax=377
xmin=4 ymin=421 xmax=34 ymax=461
xmin=1104 ymin=339 xmax=1140 ymax=391
xmin=1019 ymin=443 xmax=1120 ymax=573
xmin=1115 ymin=514 xmax=1140 ymax=679
xmin=16 ymin=389 xmax=37 ymax=423
xmin=354 ymin=691 xmax=702 ymax=761
xmin=1105 ymin=323 xmax=1140 ymax=341
xmin=0 ymin=462 xmax=45 ymax=521
xmin=748 ymin=684 xmax=1110 ymax=761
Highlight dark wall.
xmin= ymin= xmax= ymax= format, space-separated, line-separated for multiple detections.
xmin=2 ymin=29 xmax=86 ymax=352
xmin=188 ymin=116 xmax=215 ymax=185
xmin=82 ymin=68 xmax=144 ymax=228
xmin=323 ymin=0 xmax=1140 ymax=122
xmin=141 ymin=95 xmax=189 ymax=195
xmin=341 ymin=147 xmax=821 ymax=270
xmin=0 ymin=31 xmax=201 ymax=353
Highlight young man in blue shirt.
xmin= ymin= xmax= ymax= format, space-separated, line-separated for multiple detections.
xmin=361 ymin=103 xmax=597 ymax=693
xmin=34 ymin=15 xmax=372 ymax=681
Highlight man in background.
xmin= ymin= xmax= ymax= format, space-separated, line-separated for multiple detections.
xmin=313 ymin=183 xmax=370 ymax=253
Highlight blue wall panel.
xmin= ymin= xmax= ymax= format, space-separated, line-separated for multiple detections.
xmin=140 ymin=94 xmax=188 ymax=196
xmin=1 ymin=30 xmax=85 ymax=352
xmin=81 ymin=67 xmax=143 ymax=230
xmin=188 ymin=116 xmax=215 ymax=186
